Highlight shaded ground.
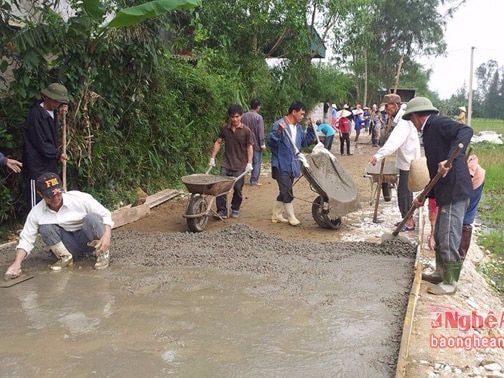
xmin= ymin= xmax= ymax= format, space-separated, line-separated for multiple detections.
xmin=0 ymin=131 xmax=421 ymax=376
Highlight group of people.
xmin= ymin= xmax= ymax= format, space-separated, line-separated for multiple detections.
xmin=3 ymin=83 xmax=114 ymax=281
xmin=320 ymin=102 xmax=388 ymax=155
xmin=4 ymin=86 xmax=483 ymax=298
xmin=208 ymin=100 xmax=314 ymax=226
xmin=208 ymin=93 xmax=483 ymax=300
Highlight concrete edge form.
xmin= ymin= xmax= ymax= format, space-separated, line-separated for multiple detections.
xmin=396 ymin=206 xmax=424 ymax=377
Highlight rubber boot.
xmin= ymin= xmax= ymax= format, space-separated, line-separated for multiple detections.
xmin=271 ymin=201 xmax=288 ymax=224
xmin=284 ymin=202 xmax=301 ymax=226
xmin=49 ymin=242 xmax=73 ymax=271
xmin=422 ymin=253 xmax=443 ymax=284
xmin=427 ymin=261 xmax=462 ymax=295
xmin=458 ymin=224 xmax=473 ymax=262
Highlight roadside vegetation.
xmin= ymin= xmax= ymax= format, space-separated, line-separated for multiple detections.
xmin=470 ymin=118 xmax=504 ymax=292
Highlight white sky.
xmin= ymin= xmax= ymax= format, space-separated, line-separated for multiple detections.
xmin=420 ymin=0 xmax=504 ymax=99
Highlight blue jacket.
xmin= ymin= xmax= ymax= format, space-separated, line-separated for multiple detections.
xmin=268 ymin=117 xmax=315 ymax=177
xmin=422 ymin=114 xmax=473 ymax=206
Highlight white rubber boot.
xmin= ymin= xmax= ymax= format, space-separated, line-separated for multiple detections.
xmin=271 ymin=201 xmax=288 ymax=223
xmin=49 ymin=242 xmax=73 ymax=271
xmin=284 ymin=202 xmax=301 ymax=226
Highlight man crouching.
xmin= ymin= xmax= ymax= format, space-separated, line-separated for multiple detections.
xmin=4 ymin=172 xmax=113 ymax=280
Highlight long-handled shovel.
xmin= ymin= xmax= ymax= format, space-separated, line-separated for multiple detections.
xmin=381 ymin=143 xmax=464 ymax=243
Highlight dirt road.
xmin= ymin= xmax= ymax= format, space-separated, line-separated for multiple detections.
xmin=0 ymin=133 xmax=418 ymax=376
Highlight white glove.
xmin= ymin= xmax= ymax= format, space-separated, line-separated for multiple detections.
xmin=208 ymin=157 xmax=216 ymax=167
xmin=298 ymin=153 xmax=309 ymax=168
xmin=246 ymin=163 xmax=253 ymax=172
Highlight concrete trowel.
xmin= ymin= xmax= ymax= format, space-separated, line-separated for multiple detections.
xmin=1 ymin=274 xmax=34 ymax=288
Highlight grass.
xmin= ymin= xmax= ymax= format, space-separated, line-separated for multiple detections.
xmin=470 ymin=118 xmax=504 ymax=293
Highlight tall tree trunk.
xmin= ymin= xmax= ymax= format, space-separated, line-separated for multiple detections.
xmin=363 ymin=48 xmax=368 ymax=106
xmin=393 ymin=54 xmax=404 ymax=92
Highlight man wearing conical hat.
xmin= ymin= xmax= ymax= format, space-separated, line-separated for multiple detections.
xmin=22 ymin=83 xmax=70 ymax=209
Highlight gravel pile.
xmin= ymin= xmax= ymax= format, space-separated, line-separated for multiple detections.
xmin=111 ymin=223 xmax=416 ymax=274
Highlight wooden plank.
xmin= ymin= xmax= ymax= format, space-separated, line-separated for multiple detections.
xmin=145 ymin=189 xmax=182 ymax=209
xmin=112 ymin=203 xmax=150 ymax=229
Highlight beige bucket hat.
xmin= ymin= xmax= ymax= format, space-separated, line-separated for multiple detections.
xmin=402 ymin=97 xmax=439 ymax=120
xmin=408 ymin=156 xmax=430 ymax=192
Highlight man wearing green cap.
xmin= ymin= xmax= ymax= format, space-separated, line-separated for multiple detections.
xmin=403 ymin=96 xmax=473 ymax=295
xmin=22 ymin=83 xmax=69 ymax=209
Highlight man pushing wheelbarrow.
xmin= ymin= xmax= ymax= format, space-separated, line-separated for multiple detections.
xmin=208 ymin=104 xmax=253 ymax=220
xmin=182 ymin=104 xmax=252 ymax=232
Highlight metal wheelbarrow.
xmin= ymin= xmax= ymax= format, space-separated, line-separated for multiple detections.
xmin=181 ymin=168 xmax=248 ymax=232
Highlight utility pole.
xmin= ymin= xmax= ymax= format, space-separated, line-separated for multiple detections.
xmin=467 ymin=46 xmax=475 ymax=126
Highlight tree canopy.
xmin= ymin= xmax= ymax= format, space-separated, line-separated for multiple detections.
xmin=0 ymin=0 xmax=463 ymax=226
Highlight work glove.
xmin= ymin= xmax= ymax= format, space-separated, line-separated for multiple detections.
xmin=246 ymin=163 xmax=253 ymax=172
xmin=208 ymin=157 xmax=216 ymax=168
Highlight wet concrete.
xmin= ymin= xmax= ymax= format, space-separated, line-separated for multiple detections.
xmin=0 ymin=224 xmax=414 ymax=376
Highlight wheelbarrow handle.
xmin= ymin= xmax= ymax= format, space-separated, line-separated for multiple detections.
xmin=392 ymin=143 xmax=464 ymax=237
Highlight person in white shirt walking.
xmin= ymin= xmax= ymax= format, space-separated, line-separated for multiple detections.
xmin=368 ymin=93 xmax=420 ymax=231
xmin=4 ymin=172 xmax=113 ymax=280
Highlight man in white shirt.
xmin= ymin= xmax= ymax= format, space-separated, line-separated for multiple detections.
xmin=4 ymin=172 xmax=113 ymax=280
xmin=368 ymin=93 xmax=420 ymax=231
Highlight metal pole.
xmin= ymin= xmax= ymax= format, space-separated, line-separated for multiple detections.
xmin=467 ymin=46 xmax=475 ymax=126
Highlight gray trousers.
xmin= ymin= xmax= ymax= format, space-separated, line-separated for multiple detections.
xmin=398 ymin=169 xmax=413 ymax=218
xmin=434 ymin=199 xmax=469 ymax=263
xmin=39 ymin=213 xmax=105 ymax=257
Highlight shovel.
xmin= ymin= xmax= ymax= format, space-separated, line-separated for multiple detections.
xmin=381 ymin=143 xmax=464 ymax=243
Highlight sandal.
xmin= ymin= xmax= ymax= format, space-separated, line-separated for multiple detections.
xmin=4 ymin=268 xmax=22 ymax=281
xmin=400 ymin=224 xmax=416 ymax=232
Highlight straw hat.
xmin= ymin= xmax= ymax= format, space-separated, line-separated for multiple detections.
xmin=382 ymin=93 xmax=401 ymax=104
xmin=458 ymin=106 xmax=467 ymax=113
xmin=339 ymin=109 xmax=352 ymax=118
xmin=408 ymin=157 xmax=430 ymax=192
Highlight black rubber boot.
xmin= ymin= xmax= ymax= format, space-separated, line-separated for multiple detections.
xmin=458 ymin=224 xmax=473 ymax=261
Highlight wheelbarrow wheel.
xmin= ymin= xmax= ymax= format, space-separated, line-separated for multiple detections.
xmin=186 ymin=195 xmax=209 ymax=232
xmin=311 ymin=195 xmax=342 ymax=230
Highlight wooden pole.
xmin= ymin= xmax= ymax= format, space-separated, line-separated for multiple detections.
xmin=467 ymin=46 xmax=475 ymax=126
xmin=61 ymin=109 xmax=67 ymax=191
